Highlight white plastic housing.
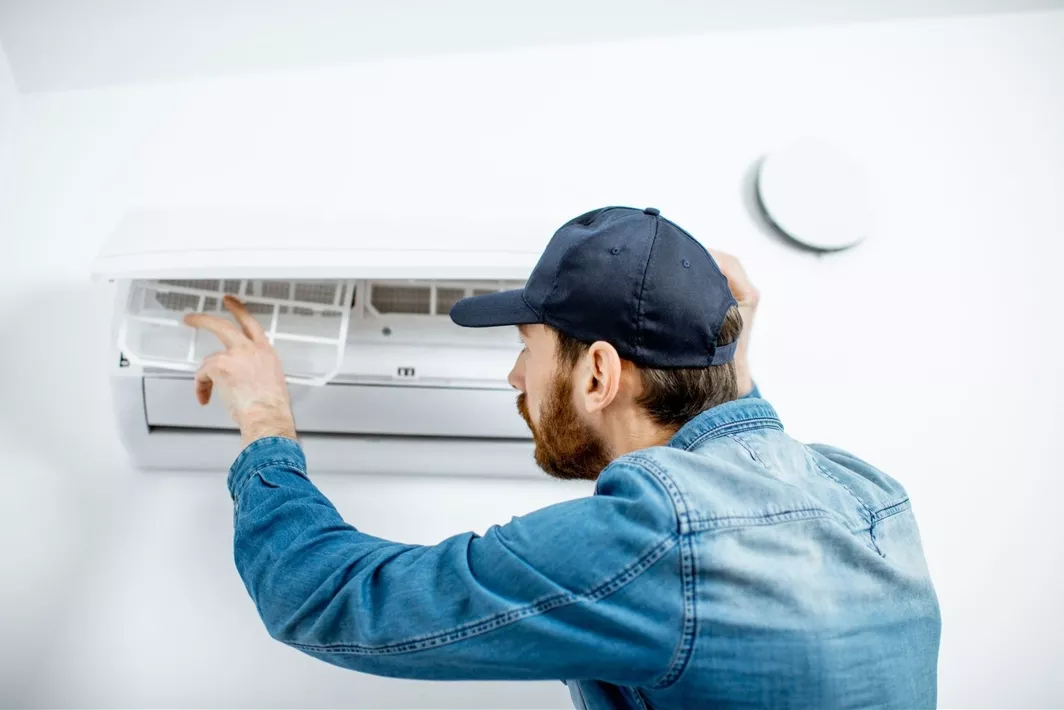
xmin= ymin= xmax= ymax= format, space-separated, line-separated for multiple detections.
xmin=95 ymin=208 xmax=549 ymax=476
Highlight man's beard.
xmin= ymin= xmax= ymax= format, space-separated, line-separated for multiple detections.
xmin=516 ymin=369 xmax=613 ymax=481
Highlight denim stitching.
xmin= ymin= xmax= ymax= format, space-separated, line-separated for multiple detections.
xmin=623 ymin=455 xmax=692 ymax=534
xmin=655 ymin=530 xmax=698 ymax=689
xmin=629 ymin=689 xmax=650 ymax=710
xmin=869 ymin=499 xmax=911 ymax=557
xmin=620 ymin=455 xmax=700 ymax=689
xmin=808 ymin=453 xmax=883 ymax=556
xmin=228 ymin=437 xmax=306 ymax=496
xmin=872 ymin=498 xmax=911 ymax=521
xmin=686 ymin=507 xmax=839 ymax=532
xmin=247 ymin=459 xmax=309 ymax=481
xmin=231 ymin=436 xmax=302 ymax=469
xmin=233 ymin=458 xmax=309 ymax=501
xmin=287 ymin=534 xmax=679 ymax=655
xmin=726 ymin=433 xmax=765 ymax=466
xmin=683 ymin=417 xmax=784 ymax=451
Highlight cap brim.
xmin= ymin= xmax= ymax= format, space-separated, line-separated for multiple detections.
xmin=449 ymin=289 xmax=542 ymax=328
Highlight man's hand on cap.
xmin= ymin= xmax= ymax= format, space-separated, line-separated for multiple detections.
xmin=709 ymin=249 xmax=759 ymax=397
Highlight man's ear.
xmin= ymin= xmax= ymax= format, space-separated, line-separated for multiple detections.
xmin=578 ymin=341 xmax=623 ymax=413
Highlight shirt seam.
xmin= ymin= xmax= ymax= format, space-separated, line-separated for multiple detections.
xmin=726 ymin=433 xmax=767 ymax=468
xmin=681 ymin=417 xmax=784 ymax=451
xmin=287 ymin=533 xmax=679 ymax=656
xmin=685 ymin=506 xmax=840 ymax=532
xmin=653 ymin=530 xmax=698 ymax=689
xmin=228 ymin=437 xmax=305 ymax=498
xmin=807 ymin=452 xmax=884 ymax=556
xmin=621 ymin=454 xmax=690 ymax=533
xmin=231 ymin=456 xmax=308 ymax=501
xmin=629 ymin=688 xmax=651 ymax=710
xmin=620 ymin=454 xmax=698 ymax=689
xmin=872 ymin=498 xmax=912 ymax=521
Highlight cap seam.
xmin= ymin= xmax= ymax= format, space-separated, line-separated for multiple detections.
xmin=520 ymin=290 xmax=543 ymax=320
xmin=671 ymin=221 xmax=737 ymax=359
xmin=633 ymin=215 xmax=661 ymax=360
xmin=544 ymin=207 xmax=626 ymax=322
xmin=544 ymin=231 xmax=594 ymax=317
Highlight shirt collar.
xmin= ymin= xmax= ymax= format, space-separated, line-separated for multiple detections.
xmin=667 ymin=397 xmax=783 ymax=452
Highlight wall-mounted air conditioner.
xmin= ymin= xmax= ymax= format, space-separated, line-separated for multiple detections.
xmin=92 ymin=208 xmax=552 ymax=477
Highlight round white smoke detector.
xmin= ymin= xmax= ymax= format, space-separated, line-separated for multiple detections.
xmin=756 ymin=139 xmax=874 ymax=252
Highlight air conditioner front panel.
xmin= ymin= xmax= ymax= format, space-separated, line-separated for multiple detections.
xmin=144 ymin=377 xmax=531 ymax=439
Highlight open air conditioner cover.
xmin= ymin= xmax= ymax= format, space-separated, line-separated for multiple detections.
xmin=93 ymin=207 xmax=552 ymax=281
xmin=97 ymin=208 xmax=549 ymax=475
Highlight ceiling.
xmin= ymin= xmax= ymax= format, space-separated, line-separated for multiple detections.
xmin=2 ymin=0 xmax=1062 ymax=93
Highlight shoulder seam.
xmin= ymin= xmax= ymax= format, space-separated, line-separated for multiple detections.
xmin=622 ymin=454 xmax=691 ymax=535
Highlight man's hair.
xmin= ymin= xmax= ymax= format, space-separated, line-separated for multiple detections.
xmin=553 ymin=306 xmax=742 ymax=428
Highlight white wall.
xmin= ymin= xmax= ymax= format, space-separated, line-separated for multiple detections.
xmin=6 ymin=0 xmax=1064 ymax=92
xmin=1 ymin=9 xmax=1062 ymax=708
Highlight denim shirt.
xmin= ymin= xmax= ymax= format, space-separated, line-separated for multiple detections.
xmin=228 ymin=390 xmax=940 ymax=709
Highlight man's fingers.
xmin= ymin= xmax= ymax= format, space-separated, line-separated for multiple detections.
xmin=184 ymin=312 xmax=250 ymax=349
xmin=194 ymin=355 xmax=223 ymax=405
xmin=223 ymin=295 xmax=269 ymax=344
xmin=708 ymin=249 xmax=759 ymax=305
xmin=194 ymin=370 xmax=213 ymax=405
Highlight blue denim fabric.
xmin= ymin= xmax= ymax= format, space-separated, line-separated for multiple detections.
xmin=228 ymin=389 xmax=940 ymax=709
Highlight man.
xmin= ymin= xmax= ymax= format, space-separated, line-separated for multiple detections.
xmin=186 ymin=206 xmax=940 ymax=709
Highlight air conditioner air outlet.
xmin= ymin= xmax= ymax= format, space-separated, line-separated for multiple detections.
xmin=118 ymin=278 xmax=524 ymax=387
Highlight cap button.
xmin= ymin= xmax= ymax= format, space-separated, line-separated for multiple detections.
xmin=643 ymin=207 xmax=660 ymax=216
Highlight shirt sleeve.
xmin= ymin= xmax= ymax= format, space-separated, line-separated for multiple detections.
xmin=227 ymin=437 xmax=684 ymax=684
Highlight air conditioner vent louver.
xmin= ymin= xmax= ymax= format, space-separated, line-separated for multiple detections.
xmin=435 ymin=287 xmax=466 ymax=314
xmin=366 ymin=281 xmax=512 ymax=317
xmin=370 ymin=285 xmax=433 ymax=314
xmin=159 ymin=279 xmax=222 ymax=291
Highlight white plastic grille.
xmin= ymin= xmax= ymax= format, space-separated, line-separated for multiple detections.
xmin=365 ymin=281 xmax=515 ymax=317
xmin=120 ymin=279 xmax=354 ymax=386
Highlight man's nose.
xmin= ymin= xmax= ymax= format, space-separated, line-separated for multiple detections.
xmin=508 ymin=358 xmax=525 ymax=392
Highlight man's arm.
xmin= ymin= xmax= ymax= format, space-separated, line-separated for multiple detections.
xmin=182 ymin=299 xmax=674 ymax=681
xmin=228 ymin=436 xmax=683 ymax=682
xmin=182 ymin=259 xmax=762 ymax=681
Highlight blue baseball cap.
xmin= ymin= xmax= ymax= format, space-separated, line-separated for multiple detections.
xmin=450 ymin=206 xmax=738 ymax=368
